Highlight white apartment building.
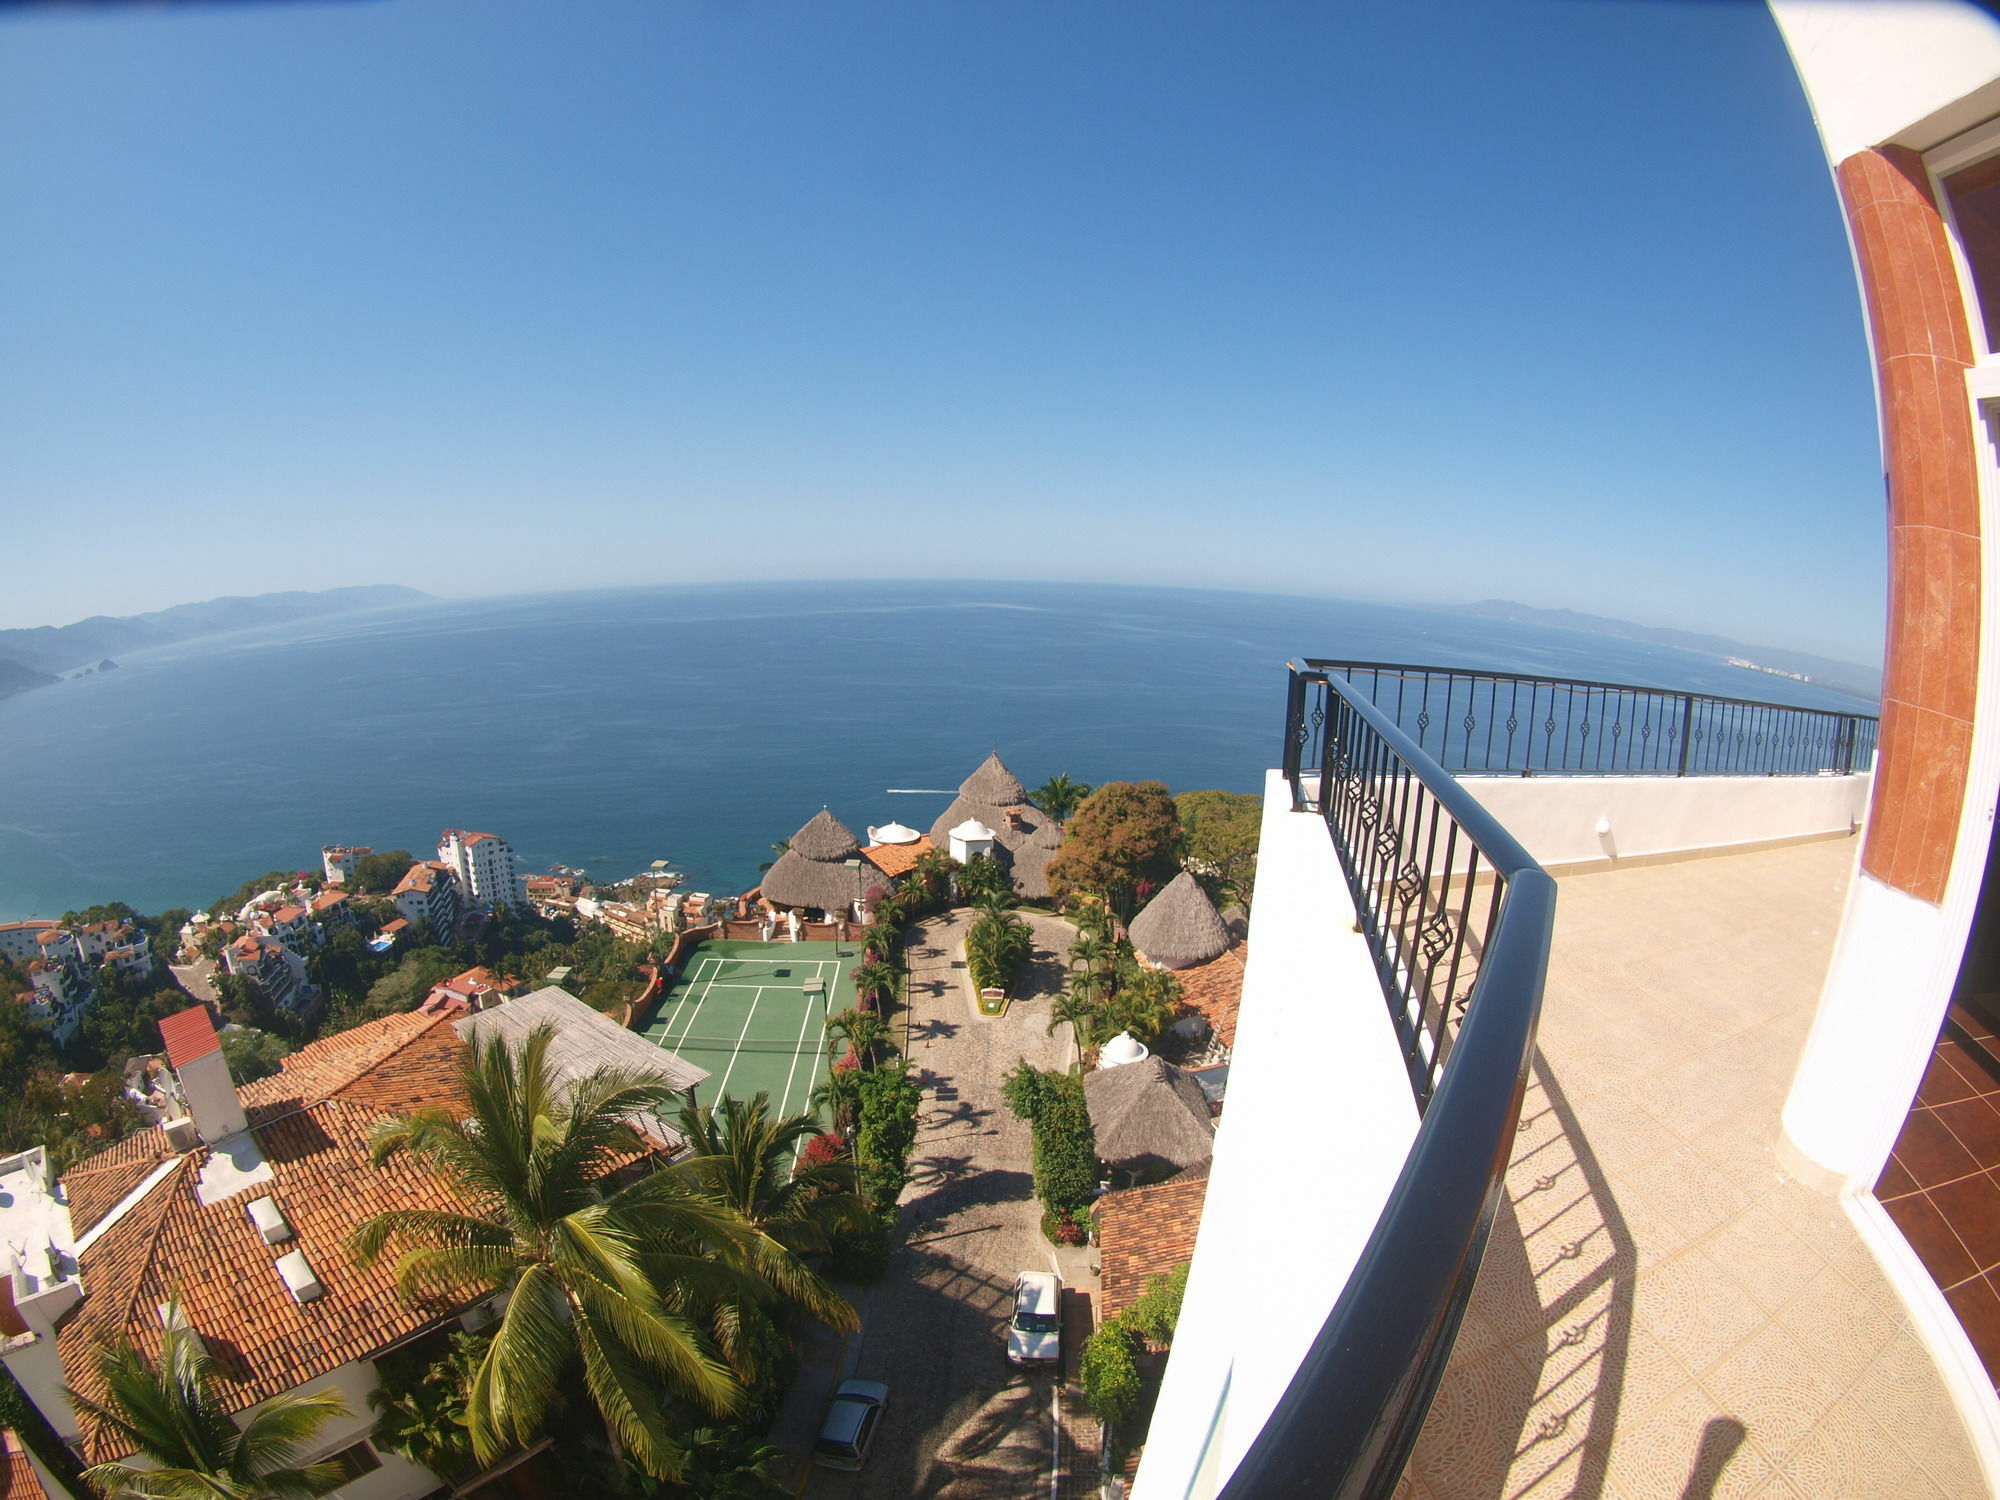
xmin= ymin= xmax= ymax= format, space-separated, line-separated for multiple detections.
xmin=437 ymin=829 xmax=525 ymax=913
xmin=320 ymin=845 xmax=372 ymax=884
xmin=0 ymin=921 xmax=57 ymax=967
xmin=391 ymin=861 xmax=459 ymax=942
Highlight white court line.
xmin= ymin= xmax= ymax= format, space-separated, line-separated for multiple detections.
xmin=710 ymin=982 xmax=769 ymax=1103
xmin=662 ymin=955 xmax=728 ymax=1051
xmin=776 ymin=980 xmax=829 ymax=1124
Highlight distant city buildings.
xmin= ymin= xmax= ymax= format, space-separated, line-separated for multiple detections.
xmin=320 ymin=845 xmax=373 ymax=884
xmin=392 ymin=861 xmax=460 ymax=941
xmin=438 ymin=829 xmax=526 ymax=913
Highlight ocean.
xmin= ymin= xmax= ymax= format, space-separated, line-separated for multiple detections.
xmin=0 ymin=581 xmax=1878 ymax=922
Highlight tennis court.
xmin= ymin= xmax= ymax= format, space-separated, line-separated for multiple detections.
xmin=641 ymin=939 xmax=856 ymax=1121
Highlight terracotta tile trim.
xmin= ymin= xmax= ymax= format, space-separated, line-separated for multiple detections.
xmin=1839 ymin=146 xmax=1981 ymax=907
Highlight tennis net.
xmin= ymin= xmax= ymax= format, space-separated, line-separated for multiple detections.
xmin=656 ymin=1035 xmax=834 ymax=1056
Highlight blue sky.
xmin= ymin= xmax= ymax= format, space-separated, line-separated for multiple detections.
xmin=1 ymin=0 xmax=1886 ymax=662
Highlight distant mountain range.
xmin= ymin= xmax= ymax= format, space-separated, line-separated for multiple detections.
xmin=1450 ymin=600 xmax=1883 ymax=702
xmin=0 ymin=585 xmax=434 ymax=700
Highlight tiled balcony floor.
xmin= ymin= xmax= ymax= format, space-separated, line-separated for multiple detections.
xmin=1398 ymin=837 xmax=1985 ymax=1499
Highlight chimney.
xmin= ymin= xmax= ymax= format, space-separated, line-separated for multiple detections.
xmin=158 ymin=1008 xmax=248 ymax=1145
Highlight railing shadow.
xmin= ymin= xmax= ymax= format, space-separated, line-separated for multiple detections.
xmin=1402 ymin=1053 xmax=1636 ymax=1500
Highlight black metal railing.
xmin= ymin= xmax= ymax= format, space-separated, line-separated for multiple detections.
xmin=1299 ymin=660 xmax=1877 ymax=778
xmin=1217 ymin=666 xmax=1557 ymax=1500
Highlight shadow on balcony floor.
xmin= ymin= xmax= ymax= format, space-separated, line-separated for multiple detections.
xmin=1398 ymin=837 xmax=1982 ymax=1500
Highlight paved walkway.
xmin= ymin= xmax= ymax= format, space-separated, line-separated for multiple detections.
xmin=801 ymin=909 xmax=1100 ymax=1499
xmin=1399 ymin=838 xmax=1984 ymax=1499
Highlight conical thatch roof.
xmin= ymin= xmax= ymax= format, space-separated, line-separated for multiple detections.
xmin=763 ymin=810 xmax=868 ymax=913
xmin=1130 ymin=871 xmax=1232 ymax=971
xmin=1084 ymin=1056 xmax=1215 ymax=1175
xmin=928 ymin=753 xmax=1063 ymax=899
xmin=788 ymin=809 xmax=861 ymax=862
xmin=960 ymin=752 xmax=1029 ymax=807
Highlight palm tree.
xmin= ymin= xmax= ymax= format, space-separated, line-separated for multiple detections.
xmin=1047 ymin=987 xmax=1100 ymax=1057
xmin=676 ymin=1093 xmax=868 ymax=1255
xmin=825 ymin=1007 xmax=890 ymax=1070
xmin=1067 ymin=897 xmax=1112 ymax=943
xmin=71 ymin=1301 xmax=349 ymax=1500
xmin=849 ymin=958 xmax=900 ymax=1011
xmin=348 ymin=1023 xmax=853 ymax=1481
xmin=1067 ymin=933 xmax=1106 ymax=976
xmin=1030 ymin=773 xmax=1092 ymax=824
xmin=810 ymin=1065 xmax=864 ymax=1135
xmin=657 ymin=1426 xmax=793 ymax=1499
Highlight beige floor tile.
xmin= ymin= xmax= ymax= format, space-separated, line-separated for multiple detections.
xmin=1400 ymin=841 xmax=1984 ymax=1496
xmin=1776 ymin=1399 xmax=1944 ymax=1498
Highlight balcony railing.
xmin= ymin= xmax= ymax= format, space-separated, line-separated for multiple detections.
xmin=1215 ymin=667 xmax=1558 ymax=1500
xmin=1299 ymin=660 xmax=1878 ymax=778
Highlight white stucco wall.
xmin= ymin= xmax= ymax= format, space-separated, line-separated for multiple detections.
xmin=1133 ymin=771 xmax=1421 ymax=1500
xmin=1456 ymin=771 xmax=1871 ymax=873
xmin=239 ymin=1359 xmax=440 ymax=1500
xmin=1771 ymin=0 xmax=2000 ymax=160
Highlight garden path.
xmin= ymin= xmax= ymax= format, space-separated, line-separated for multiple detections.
xmin=802 ymin=907 xmax=1100 ymax=1499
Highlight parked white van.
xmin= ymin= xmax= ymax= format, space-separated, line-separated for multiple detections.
xmin=1007 ymin=1270 xmax=1062 ymax=1366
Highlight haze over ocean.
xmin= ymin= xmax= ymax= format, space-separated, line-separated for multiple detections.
xmin=0 ymin=581 xmax=1876 ymax=921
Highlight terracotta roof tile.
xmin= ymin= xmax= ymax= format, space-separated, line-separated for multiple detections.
xmin=158 ymin=1007 xmax=220 ymax=1069
xmin=1095 ymin=1163 xmax=1209 ymax=1329
xmin=1 ymin=1432 xmax=46 ymax=1500
xmin=59 ymin=1101 xmax=475 ymax=1462
xmin=860 ymin=836 xmax=936 ymax=880
xmin=61 ymin=1127 xmax=177 ymax=1239
xmin=1174 ymin=945 xmax=1246 ymax=1050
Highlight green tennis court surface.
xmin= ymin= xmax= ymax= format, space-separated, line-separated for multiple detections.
xmin=642 ymin=939 xmax=857 ymax=1121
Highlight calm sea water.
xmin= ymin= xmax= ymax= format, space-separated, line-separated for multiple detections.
xmin=0 ymin=581 xmax=1877 ymax=921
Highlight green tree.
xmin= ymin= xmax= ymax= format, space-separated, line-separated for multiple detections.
xmin=369 ymin=1333 xmax=481 ymax=1482
xmin=1174 ymin=789 xmax=1262 ymax=909
xmin=1045 ymin=781 xmax=1183 ymax=914
xmin=69 ymin=1299 xmax=350 ymax=1499
xmin=848 ymin=958 xmax=899 ymax=1012
xmin=952 ymin=852 xmax=1010 ymax=908
xmin=219 ymin=1027 xmax=292 ymax=1085
xmin=851 ymin=1062 xmax=923 ymax=1213
xmin=675 ymin=1093 xmax=867 ymax=1254
xmin=1099 ymin=967 xmax=1179 ymax=1048
xmin=349 ymin=1023 xmax=855 ymax=1479
xmin=1046 ymin=987 xmax=1101 ymax=1056
xmin=1078 ymin=1324 xmax=1141 ymax=1426
xmin=1030 ymin=773 xmax=1093 ymax=824
xmin=965 ymin=906 xmax=1032 ymax=995
xmin=824 ymin=1008 xmax=890 ymax=1070
xmin=653 ymin=1425 xmax=792 ymax=1499
xmin=349 ymin=851 xmax=417 ymax=895
xmin=1000 ymin=1063 xmax=1097 ymax=1225
xmin=353 ymin=946 xmax=461 ymax=1021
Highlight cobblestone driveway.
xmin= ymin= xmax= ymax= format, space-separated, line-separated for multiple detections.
xmin=804 ymin=909 xmax=1098 ymax=1499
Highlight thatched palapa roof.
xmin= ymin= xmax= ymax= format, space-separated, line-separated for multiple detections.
xmin=1084 ymin=1055 xmax=1215 ymax=1176
xmin=456 ymin=985 xmax=708 ymax=1149
xmin=928 ymin=752 xmax=1062 ymax=899
xmin=1130 ymin=871 xmax=1232 ymax=971
xmin=763 ymin=809 xmax=870 ymax=914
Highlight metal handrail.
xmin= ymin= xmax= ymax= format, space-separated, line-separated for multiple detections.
xmin=1302 ymin=658 xmax=1877 ymax=778
xmin=1218 ymin=667 xmax=1557 ymax=1500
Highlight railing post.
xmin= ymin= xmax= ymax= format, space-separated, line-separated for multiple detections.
xmin=1676 ymin=694 xmax=1695 ymax=777
xmin=1282 ymin=666 xmax=1308 ymax=807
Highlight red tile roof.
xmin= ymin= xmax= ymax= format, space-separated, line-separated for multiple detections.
xmin=157 ymin=1006 xmax=220 ymax=1069
xmin=861 ymin=835 xmax=936 ymax=880
xmin=1095 ymin=1162 xmax=1210 ymax=1329
xmin=0 ymin=1431 xmax=46 ymax=1500
xmin=1174 ymin=945 xmax=1247 ymax=1050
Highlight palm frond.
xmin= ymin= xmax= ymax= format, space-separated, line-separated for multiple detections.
xmin=466 ymin=1263 xmax=571 ymax=1465
xmin=231 ymin=1385 xmax=350 ymax=1477
xmin=345 ymin=1208 xmax=509 ymax=1267
xmin=571 ymin=1302 xmax=695 ymax=1481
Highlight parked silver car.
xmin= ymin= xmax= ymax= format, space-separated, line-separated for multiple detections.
xmin=814 ymin=1378 xmax=889 ymax=1470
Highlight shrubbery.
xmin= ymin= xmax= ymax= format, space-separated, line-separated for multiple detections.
xmin=1001 ymin=1062 xmax=1097 ymax=1236
xmin=1079 ymin=1260 xmax=1191 ymax=1432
